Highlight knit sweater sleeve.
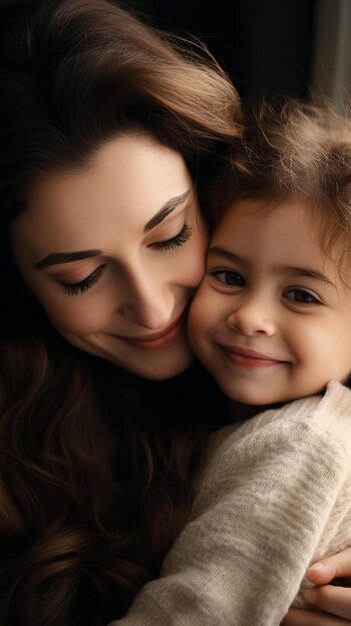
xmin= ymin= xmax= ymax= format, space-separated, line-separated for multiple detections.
xmin=110 ymin=381 xmax=351 ymax=626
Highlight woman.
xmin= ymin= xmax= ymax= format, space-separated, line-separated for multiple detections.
xmin=0 ymin=1 xmax=350 ymax=624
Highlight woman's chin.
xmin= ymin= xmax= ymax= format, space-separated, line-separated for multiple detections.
xmin=123 ymin=346 xmax=195 ymax=380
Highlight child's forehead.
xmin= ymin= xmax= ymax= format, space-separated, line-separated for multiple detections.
xmin=218 ymin=194 xmax=312 ymax=226
xmin=211 ymin=194 xmax=349 ymax=275
xmin=219 ymin=193 xmax=338 ymax=240
xmin=224 ymin=193 xmax=306 ymax=216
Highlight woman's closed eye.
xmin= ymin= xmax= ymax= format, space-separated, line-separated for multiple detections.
xmin=60 ymin=264 xmax=106 ymax=296
xmin=211 ymin=269 xmax=246 ymax=287
xmin=59 ymin=224 xmax=192 ymax=297
xmin=149 ymin=224 xmax=192 ymax=252
xmin=283 ymin=288 xmax=320 ymax=305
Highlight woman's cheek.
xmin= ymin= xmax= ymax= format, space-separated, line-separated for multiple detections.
xmin=40 ymin=295 xmax=109 ymax=335
xmin=182 ymin=228 xmax=208 ymax=288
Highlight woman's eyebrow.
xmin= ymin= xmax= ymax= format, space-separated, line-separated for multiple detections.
xmin=144 ymin=189 xmax=191 ymax=233
xmin=35 ymin=249 xmax=102 ymax=270
xmin=35 ymin=189 xmax=192 ymax=270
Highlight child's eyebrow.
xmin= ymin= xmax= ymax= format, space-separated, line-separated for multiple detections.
xmin=208 ymin=247 xmax=245 ymax=265
xmin=208 ymin=247 xmax=335 ymax=287
xmin=282 ymin=267 xmax=335 ymax=287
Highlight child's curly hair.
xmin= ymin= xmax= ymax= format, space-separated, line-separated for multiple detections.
xmin=211 ymin=100 xmax=351 ymax=267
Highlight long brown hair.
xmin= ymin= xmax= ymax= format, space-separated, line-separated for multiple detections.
xmin=0 ymin=1 xmax=241 ymax=624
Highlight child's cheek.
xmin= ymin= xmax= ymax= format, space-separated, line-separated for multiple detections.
xmin=187 ymin=281 xmax=211 ymax=352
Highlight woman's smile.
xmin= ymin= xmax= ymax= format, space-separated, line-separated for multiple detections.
xmin=11 ymin=134 xmax=208 ymax=379
xmin=108 ymin=311 xmax=186 ymax=351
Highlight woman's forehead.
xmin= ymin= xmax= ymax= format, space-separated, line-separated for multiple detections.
xmin=11 ymin=134 xmax=192 ymax=258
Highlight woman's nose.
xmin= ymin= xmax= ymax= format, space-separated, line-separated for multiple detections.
xmin=117 ymin=272 xmax=174 ymax=330
xmin=226 ymin=296 xmax=276 ymax=337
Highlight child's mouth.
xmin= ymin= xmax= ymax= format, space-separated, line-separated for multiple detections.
xmin=219 ymin=345 xmax=287 ymax=369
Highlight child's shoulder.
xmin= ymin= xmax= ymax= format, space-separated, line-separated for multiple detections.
xmin=196 ymin=381 xmax=351 ymax=517
xmin=272 ymin=379 xmax=351 ymax=436
xmin=208 ymin=381 xmax=351 ymax=461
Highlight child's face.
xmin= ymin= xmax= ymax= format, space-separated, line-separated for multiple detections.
xmin=188 ymin=197 xmax=351 ymax=405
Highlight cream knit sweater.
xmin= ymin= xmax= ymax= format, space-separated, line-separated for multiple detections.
xmin=111 ymin=381 xmax=351 ymax=626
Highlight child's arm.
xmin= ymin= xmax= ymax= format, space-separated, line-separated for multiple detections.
xmin=283 ymin=550 xmax=351 ymax=624
xmin=283 ymin=608 xmax=350 ymax=625
xmin=109 ymin=388 xmax=351 ymax=626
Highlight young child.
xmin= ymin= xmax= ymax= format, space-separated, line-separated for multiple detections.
xmin=112 ymin=101 xmax=351 ymax=625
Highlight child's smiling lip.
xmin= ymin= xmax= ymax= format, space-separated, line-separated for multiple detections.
xmin=217 ymin=344 xmax=289 ymax=368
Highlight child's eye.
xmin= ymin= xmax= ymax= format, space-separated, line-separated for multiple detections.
xmin=283 ymin=288 xmax=320 ymax=305
xmin=212 ymin=270 xmax=246 ymax=287
xmin=60 ymin=265 xmax=106 ymax=296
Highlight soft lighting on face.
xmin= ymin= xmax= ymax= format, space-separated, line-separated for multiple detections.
xmin=189 ymin=197 xmax=351 ymax=404
xmin=11 ymin=134 xmax=208 ymax=379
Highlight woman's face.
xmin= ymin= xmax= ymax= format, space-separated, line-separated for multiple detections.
xmin=11 ymin=134 xmax=207 ymax=379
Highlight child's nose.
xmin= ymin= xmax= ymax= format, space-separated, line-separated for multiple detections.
xmin=226 ymin=298 xmax=276 ymax=337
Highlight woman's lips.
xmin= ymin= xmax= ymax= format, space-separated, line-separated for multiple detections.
xmin=219 ymin=345 xmax=287 ymax=369
xmin=116 ymin=314 xmax=185 ymax=351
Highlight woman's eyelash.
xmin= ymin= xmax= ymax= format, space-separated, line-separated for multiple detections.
xmin=60 ymin=224 xmax=192 ymax=296
xmin=61 ymin=264 xmax=106 ymax=296
xmin=150 ymin=224 xmax=192 ymax=251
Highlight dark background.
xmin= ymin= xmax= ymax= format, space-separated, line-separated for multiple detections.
xmin=0 ymin=0 xmax=327 ymax=110
xmin=124 ymin=0 xmax=317 ymax=104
